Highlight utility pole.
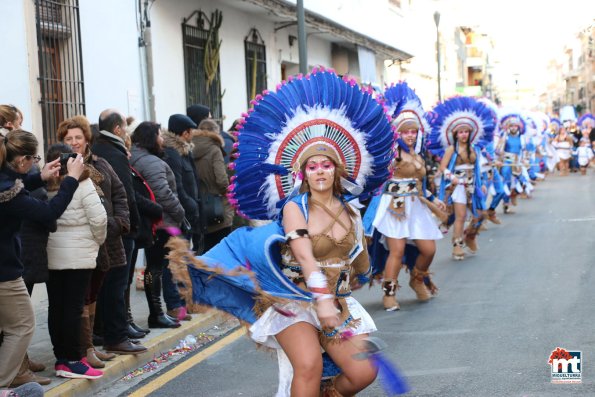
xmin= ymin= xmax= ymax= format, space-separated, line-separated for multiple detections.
xmin=297 ymin=0 xmax=308 ymax=74
xmin=434 ymin=11 xmax=442 ymax=102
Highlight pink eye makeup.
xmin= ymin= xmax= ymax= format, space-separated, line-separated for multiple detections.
xmin=305 ymin=160 xmax=335 ymax=174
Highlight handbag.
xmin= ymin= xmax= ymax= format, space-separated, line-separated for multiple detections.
xmin=200 ymin=191 xmax=225 ymax=228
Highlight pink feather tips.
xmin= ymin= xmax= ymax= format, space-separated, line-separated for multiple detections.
xmin=231 ymin=152 xmax=240 ymax=159
xmin=232 ymin=142 xmax=239 ymax=149
xmin=272 ymin=305 xmax=296 ymax=317
xmin=163 ymin=226 xmax=182 ymax=236
xmin=227 ymin=183 xmax=236 ymax=192
xmin=230 ymin=175 xmax=237 ymax=182
xmin=311 ymin=66 xmax=319 ymax=74
xmin=262 ymin=89 xmax=270 ymax=95
xmin=254 ymin=94 xmax=263 ymax=101
xmin=241 ymin=112 xmax=249 ymax=118
xmin=339 ymin=329 xmax=354 ymax=341
xmin=249 ymin=99 xmax=258 ymax=106
xmin=318 ymin=65 xmax=326 ymax=72
xmin=287 ymin=75 xmax=294 ymax=82
xmin=327 ymin=67 xmax=336 ymax=74
xmin=228 ymin=162 xmax=236 ymax=170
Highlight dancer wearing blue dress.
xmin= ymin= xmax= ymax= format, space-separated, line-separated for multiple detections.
xmin=427 ymin=97 xmax=495 ymax=261
xmin=166 ymin=69 xmax=408 ymax=397
xmin=363 ymin=82 xmax=445 ymax=311
xmin=496 ymin=111 xmax=527 ymax=213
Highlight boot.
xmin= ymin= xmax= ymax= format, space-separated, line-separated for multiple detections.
xmin=452 ymin=237 xmax=465 ymax=260
xmin=464 ymin=220 xmax=481 ymax=255
xmin=487 ymin=209 xmax=501 ymax=224
xmin=381 ymin=280 xmax=399 ymax=311
xmin=85 ymin=348 xmax=105 ymax=369
xmin=167 ymin=306 xmax=192 ymax=321
xmin=10 ymin=359 xmax=51 ymax=387
xmin=503 ymin=204 xmax=515 ymax=214
xmin=126 ymin=282 xmax=150 ymax=334
xmin=88 ymin=302 xmax=116 ymax=361
xmin=510 ymin=192 xmax=518 ymax=206
xmin=25 ymin=353 xmax=45 ymax=372
xmin=409 ymin=268 xmax=432 ymax=301
xmin=145 ymin=270 xmax=181 ymax=328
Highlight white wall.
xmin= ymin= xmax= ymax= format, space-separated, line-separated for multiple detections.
xmin=150 ymin=0 xmax=333 ymax=130
xmin=0 ymin=0 xmax=36 ymax=134
xmin=79 ymin=0 xmax=144 ymax=123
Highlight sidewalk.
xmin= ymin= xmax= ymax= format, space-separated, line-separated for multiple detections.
xmin=27 ymin=270 xmax=225 ymax=397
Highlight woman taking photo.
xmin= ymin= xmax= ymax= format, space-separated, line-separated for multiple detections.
xmin=0 ymin=130 xmax=84 ymax=387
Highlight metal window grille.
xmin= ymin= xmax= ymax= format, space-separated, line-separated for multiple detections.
xmin=35 ymin=0 xmax=85 ymax=150
xmin=182 ymin=10 xmax=222 ymax=123
xmin=244 ymin=28 xmax=267 ymax=107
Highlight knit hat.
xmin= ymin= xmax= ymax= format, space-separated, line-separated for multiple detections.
xmin=186 ymin=105 xmax=211 ymax=126
xmin=168 ymin=114 xmax=197 ymax=135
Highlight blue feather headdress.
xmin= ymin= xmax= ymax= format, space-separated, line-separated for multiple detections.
xmin=549 ymin=117 xmax=561 ymax=134
xmin=382 ymin=82 xmax=429 ymax=154
xmin=229 ymin=67 xmax=394 ymax=220
xmin=578 ymin=113 xmax=595 ymax=130
xmin=426 ymin=96 xmax=496 ymax=154
xmin=497 ymin=108 xmax=527 ymax=135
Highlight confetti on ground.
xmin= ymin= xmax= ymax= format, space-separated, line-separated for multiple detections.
xmin=122 ymin=332 xmax=216 ymax=380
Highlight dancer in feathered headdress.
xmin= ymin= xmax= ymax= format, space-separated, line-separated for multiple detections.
xmin=427 ymin=96 xmax=495 ymax=261
xmin=493 ymin=108 xmax=527 ymax=214
xmin=363 ymin=82 xmax=445 ymax=311
xmin=166 ymin=68 xmax=408 ymax=396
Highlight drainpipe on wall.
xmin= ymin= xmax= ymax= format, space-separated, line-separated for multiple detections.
xmin=139 ymin=0 xmax=156 ymax=121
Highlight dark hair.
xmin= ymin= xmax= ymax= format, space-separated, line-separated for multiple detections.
xmin=453 ymin=130 xmax=472 ymax=163
xmin=46 ymin=143 xmax=73 ymax=176
xmin=228 ymin=118 xmax=242 ymax=132
xmin=131 ymin=121 xmax=162 ymax=156
xmin=98 ymin=111 xmax=124 ymax=134
xmin=0 ymin=129 xmax=38 ymax=168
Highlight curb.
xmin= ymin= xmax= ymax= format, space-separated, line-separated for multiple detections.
xmin=44 ymin=310 xmax=225 ymax=397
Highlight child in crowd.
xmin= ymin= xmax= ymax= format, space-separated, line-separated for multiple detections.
xmin=577 ymin=137 xmax=593 ymax=175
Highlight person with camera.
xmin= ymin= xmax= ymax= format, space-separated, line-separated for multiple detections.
xmin=0 ymin=129 xmax=84 ymax=387
xmin=45 ymin=143 xmax=107 ymax=379
xmin=130 ymin=122 xmax=185 ymax=329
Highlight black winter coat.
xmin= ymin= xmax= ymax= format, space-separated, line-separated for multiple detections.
xmin=162 ymin=132 xmax=201 ymax=229
xmin=131 ymin=166 xmax=162 ymax=249
xmin=0 ymin=167 xmax=78 ymax=282
xmin=20 ymin=166 xmax=55 ymax=285
xmin=92 ymin=132 xmax=139 ymax=238
xmin=91 ymin=156 xmax=130 ymax=270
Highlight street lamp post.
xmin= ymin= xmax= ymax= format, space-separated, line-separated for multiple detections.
xmin=434 ymin=11 xmax=442 ymax=102
xmin=297 ymin=0 xmax=308 ymax=75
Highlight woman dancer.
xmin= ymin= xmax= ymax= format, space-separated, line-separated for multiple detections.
xmin=552 ymin=126 xmax=575 ymax=176
xmin=427 ymin=97 xmax=495 ymax=261
xmin=167 ymin=69 xmax=397 ymax=396
xmin=364 ymin=82 xmax=444 ymax=311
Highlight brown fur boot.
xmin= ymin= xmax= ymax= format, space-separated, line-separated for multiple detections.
xmin=409 ymin=268 xmax=432 ymax=301
xmin=452 ymin=237 xmax=465 ymax=260
xmin=382 ymin=280 xmax=400 ymax=311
